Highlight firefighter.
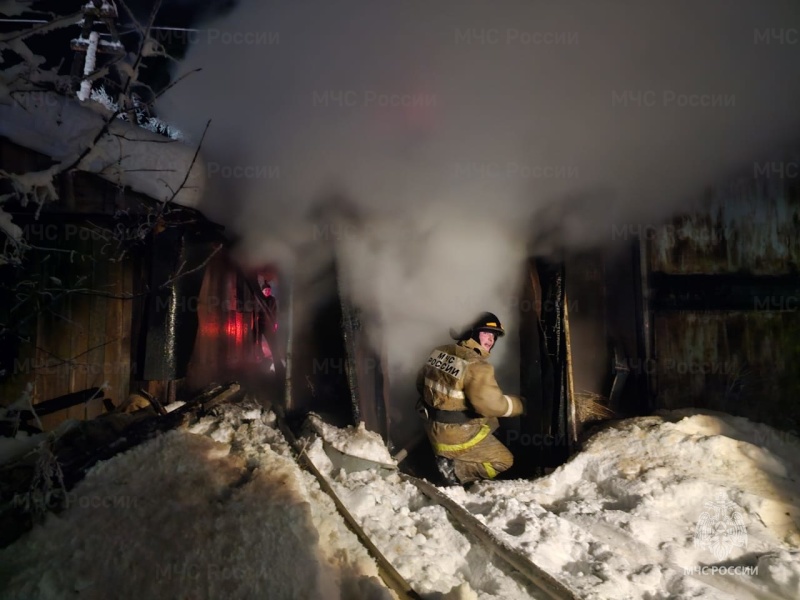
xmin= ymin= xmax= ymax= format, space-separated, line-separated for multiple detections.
xmin=257 ymin=282 xmax=280 ymax=373
xmin=416 ymin=312 xmax=524 ymax=485
xmin=261 ymin=283 xmax=278 ymax=331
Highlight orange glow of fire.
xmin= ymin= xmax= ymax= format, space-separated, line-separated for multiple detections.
xmin=225 ymin=312 xmax=249 ymax=344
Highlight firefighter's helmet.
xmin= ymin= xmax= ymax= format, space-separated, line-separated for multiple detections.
xmin=471 ymin=312 xmax=505 ymax=338
xmin=452 ymin=311 xmax=506 ymax=341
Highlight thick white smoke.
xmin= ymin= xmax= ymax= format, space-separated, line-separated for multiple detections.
xmin=159 ymin=0 xmax=800 ymax=422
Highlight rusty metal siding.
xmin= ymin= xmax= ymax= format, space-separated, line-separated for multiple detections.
xmin=650 ymin=177 xmax=800 ymax=275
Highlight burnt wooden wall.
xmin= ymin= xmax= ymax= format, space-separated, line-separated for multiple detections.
xmin=646 ymin=169 xmax=800 ymax=431
xmin=27 ymin=226 xmax=134 ymax=429
xmin=0 ymin=137 xmax=140 ymax=429
xmin=1 ymin=138 xmax=256 ymax=429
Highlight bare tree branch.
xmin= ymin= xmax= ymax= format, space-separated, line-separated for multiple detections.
xmin=0 ymin=12 xmax=82 ymax=43
xmin=159 ymin=242 xmax=222 ymax=290
xmin=159 ymin=118 xmax=211 ymax=208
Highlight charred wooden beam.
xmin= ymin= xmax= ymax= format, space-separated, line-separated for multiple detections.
xmin=11 ymin=387 xmax=104 ymax=421
xmin=337 ymin=281 xmax=390 ymax=443
xmin=517 ymin=258 xmax=571 ymax=471
xmin=650 ymin=273 xmax=800 ymax=311
xmin=201 ymin=383 xmax=243 ymax=411
xmin=141 ymin=228 xmax=213 ymax=381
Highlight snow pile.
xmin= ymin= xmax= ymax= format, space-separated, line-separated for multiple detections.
xmin=304 ymin=413 xmax=395 ymax=466
xmin=445 ymin=410 xmax=800 ymax=599
xmin=306 ymin=409 xmax=800 ymax=599
xmin=4 ymin=403 xmax=798 ymax=599
xmin=0 ymin=400 xmax=391 ymax=600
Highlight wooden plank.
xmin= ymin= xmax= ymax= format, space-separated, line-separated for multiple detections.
xmin=5 ymin=318 xmax=37 ymax=411
xmin=563 ymin=292 xmax=577 ymax=448
xmin=85 ymin=229 xmax=109 ymax=419
xmin=118 ymin=255 xmax=134 ymax=405
xmin=201 ymin=383 xmax=241 ymax=411
xmin=65 ymin=231 xmax=83 ymax=401
xmin=52 ymin=234 xmax=76 ymax=424
xmin=67 ymin=226 xmax=92 ymax=421
xmin=654 ymin=311 xmax=800 ymax=430
xmin=103 ymin=257 xmax=124 ymax=408
xmin=186 ymin=253 xmax=249 ymax=394
xmin=519 ymin=259 xmax=543 ymax=423
xmin=337 ymin=284 xmax=390 ymax=441
xmin=0 ymin=238 xmax=40 ymax=409
xmin=33 ymin=246 xmax=55 ymax=428
xmin=13 ymin=387 xmax=103 ymax=419
xmin=39 ymin=232 xmax=74 ymax=430
xmin=137 ymin=388 xmax=167 ymax=415
xmin=127 ymin=246 xmax=148 ymax=401
xmin=145 ymin=380 xmax=167 ymax=404
xmin=185 ymin=260 xmax=218 ymax=390
xmin=650 ymin=273 xmax=800 ymax=311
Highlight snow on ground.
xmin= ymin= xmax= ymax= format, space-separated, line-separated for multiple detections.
xmin=306 ymin=437 xmax=547 ymax=599
xmin=0 ymin=400 xmax=391 ymax=600
xmin=2 ymin=404 xmax=798 ymax=600
xmin=435 ymin=411 xmax=800 ymax=600
xmin=306 ymin=409 xmax=800 ymax=600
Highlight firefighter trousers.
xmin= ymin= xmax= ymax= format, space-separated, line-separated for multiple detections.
xmin=448 ymin=432 xmax=514 ymax=483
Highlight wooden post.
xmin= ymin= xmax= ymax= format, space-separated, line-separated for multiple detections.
xmin=563 ymin=292 xmax=578 ymax=447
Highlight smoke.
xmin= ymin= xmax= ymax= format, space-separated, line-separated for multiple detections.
xmin=158 ymin=0 xmax=800 ymax=425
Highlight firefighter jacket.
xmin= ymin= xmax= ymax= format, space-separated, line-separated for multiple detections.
xmin=416 ymin=338 xmax=524 ymax=457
